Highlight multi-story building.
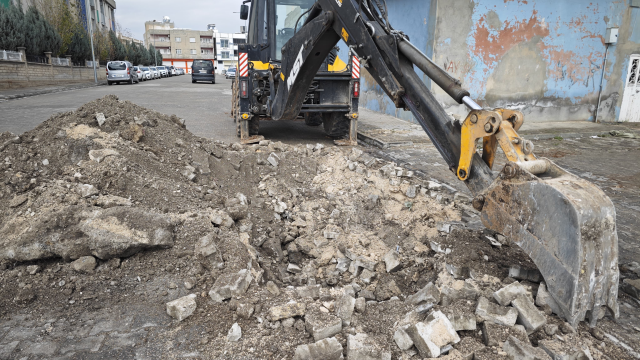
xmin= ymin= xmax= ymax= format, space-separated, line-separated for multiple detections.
xmin=118 ymin=35 xmax=143 ymax=47
xmin=3 ymin=0 xmax=116 ymax=33
xmin=144 ymin=18 xmax=216 ymax=73
xmin=209 ymin=24 xmax=247 ymax=75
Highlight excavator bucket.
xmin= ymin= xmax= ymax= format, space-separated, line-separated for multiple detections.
xmin=479 ymin=160 xmax=619 ymax=327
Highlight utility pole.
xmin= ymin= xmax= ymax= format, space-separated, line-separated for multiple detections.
xmin=85 ymin=0 xmax=98 ymax=83
xmin=153 ymin=34 xmax=157 ymax=66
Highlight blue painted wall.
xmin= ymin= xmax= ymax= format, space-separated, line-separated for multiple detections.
xmin=359 ymin=0 xmax=639 ymax=123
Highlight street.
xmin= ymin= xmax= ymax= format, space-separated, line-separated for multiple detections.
xmin=0 ymin=76 xmax=338 ymax=146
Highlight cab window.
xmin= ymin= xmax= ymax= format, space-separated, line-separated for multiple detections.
xmin=274 ymin=0 xmax=315 ymax=60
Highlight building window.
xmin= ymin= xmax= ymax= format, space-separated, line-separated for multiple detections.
xmin=218 ymin=60 xmax=223 ymax=64
xmin=176 ymin=49 xmax=182 ymax=54
xmin=176 ymin=37 xmax=181 ymax=42
xmin=221 ymin=51 xmax=230 ymax=59
xmin=201 ymin=49 xmax=212 ymax=54
xmin=221 ymin=39 xmax=229 ymax=48
xmin=201 ymin=38 xmax=212 ymax=43
xmin=233 ymin=38 xmax=246 ymax=44
xmin=190 ymin=38 xmax=196 ymax=43
xmin=191 ymin=49 xmax=197 ymax=55
xmin=234 ymin=50 xmax=238 ymax=57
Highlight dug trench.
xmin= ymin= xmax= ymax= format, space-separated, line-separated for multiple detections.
xmin=0 ymin=95 xmax=637 ymax=359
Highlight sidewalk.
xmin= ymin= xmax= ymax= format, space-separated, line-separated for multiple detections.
xmin=357 ymin=108 xmax=640 ymax=149
xmin=0 ymin=81 xmax=107 ymax=101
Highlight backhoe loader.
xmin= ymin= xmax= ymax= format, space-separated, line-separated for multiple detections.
xmin=232 ymin=0 xmax=619 ymax=327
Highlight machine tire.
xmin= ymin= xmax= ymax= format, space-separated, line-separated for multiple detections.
xmin=304 ymin=113 xmax=323 ymax=127
xmin=322 ymin=112 xmax=349 ymax=138
xmin=192 ymin=79 xmax=196 ymax=83
xmin=108 ymin=81 xmax=112 ymax=86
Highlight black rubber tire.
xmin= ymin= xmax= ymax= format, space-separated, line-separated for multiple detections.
xmin=108 ymin=81 xmax=112 ymax=86
xmin=192 ymin=79 xmax=196 ymax=83
xmin=212 ymin=79 xmax=216 ymax=84
xmin=322 ymin=112 xmax=349 ymax=138
xmin=304 ymin=113 xmax=323 ymax=127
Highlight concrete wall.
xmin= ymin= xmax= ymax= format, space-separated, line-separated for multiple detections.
xmin=360 ymin=0 xmax=640 ymax=123
xmin=0 ymin=61 xmax=106 ymax=90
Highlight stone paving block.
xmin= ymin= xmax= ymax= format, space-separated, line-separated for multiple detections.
xmin=59 ymin=335 xmax=105 ymax=354
xmin=406 ymin=282 xmax=440 ymax=306
xmin=503 ymin=336 xmax=552 ymax=360
xmin=482 ymin=321 xmax=530 ymax=347
xmin=336 ymin=293 xmax=356 ymax=327
xmin=493 ymin=281 xmax=530 ymax=306
xmin=475 ymin=296 xmax=518 ymax=327
xmin=405 ymin=311 xmax=460 ymax=358
xmin=166 ymin=294 xmax=197 ymax=321
xmin=0 ymin=341 xmax=19 ymax=360
xmin=296 ymin=285 xmax=321 ymax=299
xmin=393 ymin=325 xmax=413 ymax=351
xmin=347 ymin=333 xmax=391 ymax=360
xmin=384 ymin=250 xmax=401 ymax=273
xmin=305 ymin=305 xmax=342 ymax=342
xmin=268 ymin=301 xmax=306 ymax=321
xmin=538 ymin=340 xmax=593 ymax=360
xmin=535 ymin=282 xmax=562 ymax=316
xmin=441 ymin=300 xmax=477 ymax=331
xmin=208 ymin=269 xmax=253 ymax=302
xmin=512 ymin=294 xmax=546 ymax=333
xmin=293 ymin=337 xmax=344 ymax=360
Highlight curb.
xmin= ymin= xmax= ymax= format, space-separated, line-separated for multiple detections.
xmin=0 ymin=82 xmax=107 ymax=102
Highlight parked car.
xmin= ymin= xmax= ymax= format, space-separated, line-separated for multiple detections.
xmin=157 ymin=66 xmax=169 ymax=78
xmin=140 ymin=67 xmax=152 ymax=80
xmin=225 ymin=66 xmax=236 ymax=79
xmin=133 ymin=66 xmax=145 ymax=82
xmin=191 ymin=60 xmax=216 ymax=84
xmin=107 ymin=61 xmax=138 ymax=85
xmin=177 ymin=68 xmax=185 ymax=75
xmin=167 ymin=65 xmax=176 ymax=76
xmin=150 ymin=67 xmax=160 ymax=79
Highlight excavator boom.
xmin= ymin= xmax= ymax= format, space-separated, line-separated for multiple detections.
xmin=264 ymin=0 xmax=619 ymax=326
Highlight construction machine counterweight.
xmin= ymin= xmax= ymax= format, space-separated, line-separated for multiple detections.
xmin=232 ymin=0 xmax=619 ymax=327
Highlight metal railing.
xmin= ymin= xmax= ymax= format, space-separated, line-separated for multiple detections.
xmin=1 ymin=50 xmax=23 ymax=62
xmin=51 ymin=57 xmax=70 ymax=66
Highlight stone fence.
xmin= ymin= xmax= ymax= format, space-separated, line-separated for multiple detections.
xmin=0 ymin=47 xmax=106 ymax=90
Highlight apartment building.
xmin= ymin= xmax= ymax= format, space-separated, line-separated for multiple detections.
xmin=144 ymin=18 xmax=216 ymax=73
xmin=4 ymin=0 xmax=116 ymax=33
xmin=209 ymin=24 xmax=247 ymax=75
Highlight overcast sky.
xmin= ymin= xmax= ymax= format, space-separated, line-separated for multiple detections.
xmin=115 ymin=0 xmax=247 ymax=42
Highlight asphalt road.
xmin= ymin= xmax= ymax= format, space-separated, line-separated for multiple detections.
xmin=0 ymin=76 xmax=336 ymax=146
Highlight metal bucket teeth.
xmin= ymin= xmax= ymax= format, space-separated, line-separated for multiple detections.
xmin=480 ymin=160 xmax=619 ymax=327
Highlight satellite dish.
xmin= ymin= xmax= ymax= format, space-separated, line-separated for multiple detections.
xmin=163 ymin=16 xmax=170 ymax=23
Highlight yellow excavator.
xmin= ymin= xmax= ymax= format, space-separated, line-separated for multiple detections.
xmin=232 ymin=0 xmax=619 ymax=327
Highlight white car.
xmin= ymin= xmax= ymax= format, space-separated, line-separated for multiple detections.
xmin=140 ymin=67 xmax=152 ymax=80
xmin=150 ymin=67 xmax=160 ymax=79
xmin=133 ymin=66 xmax=145 ymax=81
xmin=157 ymin=66 xmax=169 ymax=77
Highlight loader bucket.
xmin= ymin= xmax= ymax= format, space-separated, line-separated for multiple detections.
xmin=479 ymin=159 xmax=619 ymax=327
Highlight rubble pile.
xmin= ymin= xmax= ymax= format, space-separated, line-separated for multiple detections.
xmin=0 ymin=96 xmax=634 ymax=359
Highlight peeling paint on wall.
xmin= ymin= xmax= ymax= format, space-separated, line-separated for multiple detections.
xmin=360 ymin=0 xmax=639 ymax=123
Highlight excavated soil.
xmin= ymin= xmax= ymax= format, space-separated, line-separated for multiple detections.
xmin=0 ymin=96 xmax=636 ymax=359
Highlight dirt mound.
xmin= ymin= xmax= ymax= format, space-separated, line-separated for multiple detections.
xmin=0 ymin=96 xmax=633 ymax=359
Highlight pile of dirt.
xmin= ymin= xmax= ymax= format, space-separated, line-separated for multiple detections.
xmin=0 ymin=95 xmax=634 ymax=359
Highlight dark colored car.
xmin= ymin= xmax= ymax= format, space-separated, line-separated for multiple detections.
xmin=191 ymin=60 xmax=216 ymax=84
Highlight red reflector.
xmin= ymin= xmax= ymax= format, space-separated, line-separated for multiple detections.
xmin=241 ymin=80 xmax=248 ymax=98
xmin=353 ymin=82 xmax=360 ymax=98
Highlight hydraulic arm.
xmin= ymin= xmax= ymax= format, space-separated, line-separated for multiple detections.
xmin=267 ymin=0 xmax=619 ymax=327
